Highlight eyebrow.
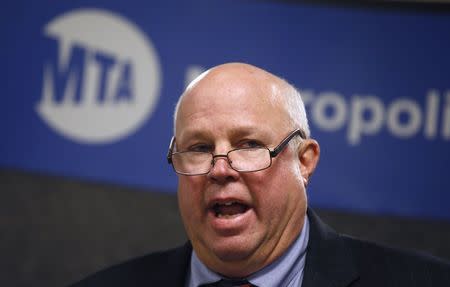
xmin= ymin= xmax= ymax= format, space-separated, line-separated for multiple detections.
xmin=228 ymin=127 xmax=260 ymax=138
xmin=176 ymin=129 xmax=212 ymax=143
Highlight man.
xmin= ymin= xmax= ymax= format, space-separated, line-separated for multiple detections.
xmin=71 ymin=63 xmax=449 ymax=286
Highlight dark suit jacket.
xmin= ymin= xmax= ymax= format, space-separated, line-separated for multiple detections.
xmin=70 ymin=209 xmax=450 ymax=286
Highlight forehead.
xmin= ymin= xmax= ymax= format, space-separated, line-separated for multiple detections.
xmin=175 ymin=66 xmax=290 ymax=141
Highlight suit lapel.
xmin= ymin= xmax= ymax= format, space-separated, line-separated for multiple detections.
xmin=301 ymin=209 xmax=359 ymax=287
xmin=152 ymin=242 xmax=192 ymax=286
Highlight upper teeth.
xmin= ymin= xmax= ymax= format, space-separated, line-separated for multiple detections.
xmin=223 ymin=202 xmax=235 ymax=206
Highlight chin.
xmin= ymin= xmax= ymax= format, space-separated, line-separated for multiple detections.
xmin=215 ymin=248 xmax=251 ymax=262
xmin=210 ymin=237 xmax=257 ymax=263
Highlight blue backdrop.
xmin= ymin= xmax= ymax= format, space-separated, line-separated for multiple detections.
xmin=2 ymin=0 xmax=450 ymax=219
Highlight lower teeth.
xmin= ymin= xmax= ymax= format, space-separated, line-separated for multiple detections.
xmin=216 ymin=213 xmax=239 ymax=218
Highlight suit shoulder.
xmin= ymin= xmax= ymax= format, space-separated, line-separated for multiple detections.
xmin=69 ymin=244 xmax=191 ymax=287
xmin=341 ymin=234 xmax=450 ymax=284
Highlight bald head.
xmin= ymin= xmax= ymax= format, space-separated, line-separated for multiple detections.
xmin=173 ymin=63 xmax=310 ymax=138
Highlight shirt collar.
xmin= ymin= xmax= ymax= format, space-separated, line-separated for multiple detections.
xmin=187 ymin=215 xmax=310 ymax=287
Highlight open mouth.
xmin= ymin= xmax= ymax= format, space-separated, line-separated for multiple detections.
xmin=212 ymin=201 xmax=250 ymax=218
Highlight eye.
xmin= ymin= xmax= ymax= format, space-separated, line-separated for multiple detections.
xmin=188 ymin=143 xmax=212 ymax=153
xmin=239 ymin=139 xmax=264 ymax=149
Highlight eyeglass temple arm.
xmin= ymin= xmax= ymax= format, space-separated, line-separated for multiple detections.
xmin=269 ymin=129 xmax=306 ymax=158
xmin=167 ymin=137 xmax=175 ymax=164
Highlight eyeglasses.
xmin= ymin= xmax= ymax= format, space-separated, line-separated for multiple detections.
xmin=167 ymin=129 xmax=306 ymax=176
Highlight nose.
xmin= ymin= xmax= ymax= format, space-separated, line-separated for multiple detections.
xmin=207 ymin=154 xmax=240 ymax=184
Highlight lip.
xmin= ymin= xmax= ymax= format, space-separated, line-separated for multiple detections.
xmin=206 ymin=198 xmax=254 ymax=236
xmin=207 ymin=197 xmax=250 ymax=210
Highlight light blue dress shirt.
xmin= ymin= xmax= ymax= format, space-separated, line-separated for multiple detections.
xmin=186 ymin=215 xmax=310 ymax=287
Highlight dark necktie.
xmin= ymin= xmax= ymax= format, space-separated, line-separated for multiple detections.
xmin=198 ymin=278 xmax=257 ymax=287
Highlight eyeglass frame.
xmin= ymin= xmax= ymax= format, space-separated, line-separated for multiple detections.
xmin=167 ymin=129 xmax=307 ymax=176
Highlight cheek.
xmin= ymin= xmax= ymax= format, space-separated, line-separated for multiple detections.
xmin=177 ymin=177 xmax=204 ymax=219
xmin=177 ymin=177 xmax=207 ymax=241
xmin=249 ymin=160 xmax=304 ymax=218
xmin=178 ymin=176 xmax=203 ymax=195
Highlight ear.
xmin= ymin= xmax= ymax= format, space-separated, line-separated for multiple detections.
xmin=298 ymin=139 xmax=320 ymax=185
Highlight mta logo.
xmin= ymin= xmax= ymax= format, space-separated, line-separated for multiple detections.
xmin=42 ymin=39 xmax=134 ymax=105
xmin=37 ymin=9 xmax=161 ymax=144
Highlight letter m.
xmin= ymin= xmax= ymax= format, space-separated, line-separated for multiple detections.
xmin=42 ymin=37 xmax=86 ymax=104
